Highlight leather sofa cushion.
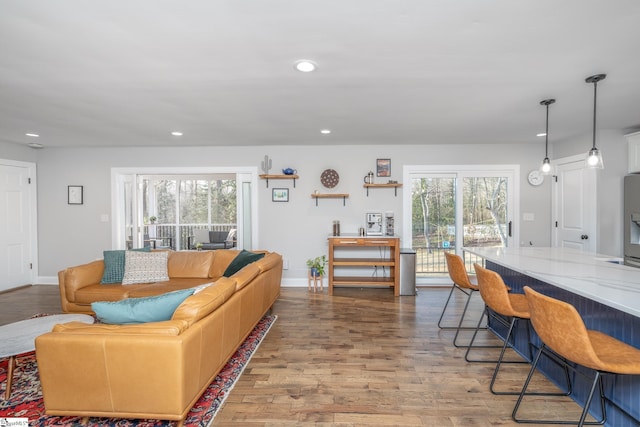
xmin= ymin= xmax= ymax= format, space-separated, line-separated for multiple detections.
xmin=172 ymin=277 xmax=236 ymax=325
xmin=74 ymin=283 xmax=152 ymax=304
xmin=232 ymin=263 xmax=261 ymax=291
xmin=126 ymin=278 xmax=211 ymax=298
xmin=168 ymin=250 xmax=214 ymax=278
xmin=257 ymin=252 xmax=281 ymax=273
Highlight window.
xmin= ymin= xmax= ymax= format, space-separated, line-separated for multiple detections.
xmin=112 ymin=167 xmax=257 ymax=251
xmin=403 ymin=165 xmax=519 ymax=281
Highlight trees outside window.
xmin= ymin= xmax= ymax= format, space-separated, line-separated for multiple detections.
xmin=141 ymin=175 xmax=236 ymax=249
xmin=409 ymin=169 xmax=514 ymax=277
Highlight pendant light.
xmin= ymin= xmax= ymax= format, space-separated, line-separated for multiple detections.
xmin=585 ymin=74 xmax=606 ymax=169
xmin=540 ymin=99 xmax=555 ymax=175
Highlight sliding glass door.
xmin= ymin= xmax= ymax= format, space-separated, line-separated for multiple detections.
xmin=404 ymin=165 xmax=518 ymax=279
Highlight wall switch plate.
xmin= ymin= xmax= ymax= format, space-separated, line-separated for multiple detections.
xmin=282 ymin=259 xmax=289 ymax=270
xmin=100 ymin=214 xmax=110 ymax=222
xmin=523 ymin=213 xmax=535 ymax=221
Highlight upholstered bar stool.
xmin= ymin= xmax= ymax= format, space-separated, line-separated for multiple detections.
xmin=513 ymin=286 xmax=640 ymax=426
xmin=439 ymin=252 xmax=486 ymax=347
xmin=465 ymin=264 xmax=535 ymax=394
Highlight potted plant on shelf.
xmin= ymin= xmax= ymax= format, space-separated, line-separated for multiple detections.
xmin=149 ymin=216 xmax=157 ymax=224
xmin=306 ymin=255 xmax=327 ymax=277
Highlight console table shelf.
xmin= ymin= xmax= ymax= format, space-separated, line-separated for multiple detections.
xmin=328 ymin=236 xmax=400 ymax=296
xmin=332 ymin=276 xmax=396 ymax=285
xmin=311 ymin=193 xmax=349 ymax=206
xmin=363 ymin=183 xmax=403 ymax=196
xmin=259 ymin=174 xmax=298 ymax=188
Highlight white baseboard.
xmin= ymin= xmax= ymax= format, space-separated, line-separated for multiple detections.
xmin=281 ymin=277 xmax=313 ymax=287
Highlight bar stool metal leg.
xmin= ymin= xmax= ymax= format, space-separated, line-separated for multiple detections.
xmin=512 ymin=344 xmax=606 ymax=425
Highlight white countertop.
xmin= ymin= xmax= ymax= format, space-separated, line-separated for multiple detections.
xmin=463 ymin=246 xmax=640 ymax=318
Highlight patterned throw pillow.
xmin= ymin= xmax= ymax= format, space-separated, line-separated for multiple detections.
xmin=101 ymin=248 xmax=150 ymax=284
xmin=122 ymin=251 xmax=170 ymax=285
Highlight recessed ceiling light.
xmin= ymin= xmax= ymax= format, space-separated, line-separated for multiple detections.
xmin=320 ymin=129 xmax=331 ymax=134
xmin=294 ymin=60 xmax=317 ymax=72
xmin=537 ymin=133 xmax=546 ymax=137
xmin=25 ymin=133 xmax=39 ymax=137
xmin=171 ymin=131 xmax=183 ymax=136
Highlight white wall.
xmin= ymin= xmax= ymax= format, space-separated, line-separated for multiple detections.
xmin=2 ymin=129 xmax=632 ymax=282
xmin=0 ymin=141 xmax=39 ymax=162
xmin=552 ymin=129 xmax=628 ymax=256
xmin=26 ymin=142 xmax=553 ymax=282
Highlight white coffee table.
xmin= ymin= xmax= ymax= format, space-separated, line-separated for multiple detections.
xmin=0 ymin=313 xmax=94 ymax=399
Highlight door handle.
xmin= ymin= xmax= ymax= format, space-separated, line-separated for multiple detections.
xmin=581 ymin=234 xmax=589 ymax=240
xmin=508 ymin=221 xmax=512 ymax=237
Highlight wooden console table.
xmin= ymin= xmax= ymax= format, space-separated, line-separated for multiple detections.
xmin=327 ymin=236 xmax=400 ymax=296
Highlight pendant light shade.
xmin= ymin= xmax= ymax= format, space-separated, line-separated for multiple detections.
xmin=585 ymin=74 xmax=606 ymax=169
xmin=540 ymin=99 xmax=555 ymax=175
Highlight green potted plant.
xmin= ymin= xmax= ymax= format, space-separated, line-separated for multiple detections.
xmin=149 ymin=216 xmax=157 ymax=224
xmin=195 ymin=242 xmax=203 ymax=251
xmin=306 ymin=255 xmax=327 ymax=277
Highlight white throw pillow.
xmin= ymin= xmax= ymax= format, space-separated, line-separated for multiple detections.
xmin=122 ymin=250 xmax=169 ymax=285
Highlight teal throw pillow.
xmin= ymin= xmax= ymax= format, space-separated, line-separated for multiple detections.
xmin=222 ymin=250 xmax=265 ymax=277
xmin=101 ymin=248 xmax=150 ymax=284
xmin=91 ymin=289 xmax=195 ymax=324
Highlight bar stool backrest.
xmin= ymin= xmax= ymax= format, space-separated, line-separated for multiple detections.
xmin=474 ymin=263 xmax=519 ymax=317
xmin=523 ymin=286 xmax=601 ymax=370
xmin=444 ymin=252 xmax=476 ymax=290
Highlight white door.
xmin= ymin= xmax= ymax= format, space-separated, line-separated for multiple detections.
xmin=0 ymin=161 xmax=36 ymax=291
xmin=552 ymin=155 xmax=597 ymax=252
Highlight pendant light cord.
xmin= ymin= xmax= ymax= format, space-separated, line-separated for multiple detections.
xmin=592 ymin=80 xmax=598 ymax=150
xmin=545 ymin=102 xmax=550 ymax=157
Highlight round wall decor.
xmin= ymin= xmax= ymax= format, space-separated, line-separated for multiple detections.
xmin=527 ymin=170 xmax=544 ymax=186
xmin=320 ymin=169 xmax=339 ymax=188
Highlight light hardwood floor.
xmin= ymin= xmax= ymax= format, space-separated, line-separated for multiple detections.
xmin=1 ymin=285 xmax=589 ymax=426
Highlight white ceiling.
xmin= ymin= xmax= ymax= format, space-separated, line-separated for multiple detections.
xmin=2 ymin=0 xmax=640 ymax=149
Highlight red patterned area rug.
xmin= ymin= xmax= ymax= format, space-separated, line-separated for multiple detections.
xmin=0 ymin=314 xmax=277 ymax=427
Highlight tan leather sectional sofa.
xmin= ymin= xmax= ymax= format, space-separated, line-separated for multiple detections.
xmin=35 ymin=249 xmax=282 ymax=425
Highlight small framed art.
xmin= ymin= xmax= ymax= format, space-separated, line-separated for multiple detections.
xmin=68 ymin=185 xmax=84 ymax=205
xmin=377 ymin=159 xmax=391 ymax=177
xmin=272 ymin=188 xmax=289 ymax=202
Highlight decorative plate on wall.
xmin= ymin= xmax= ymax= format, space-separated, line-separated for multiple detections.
xmin=320 ymin=169 xmax=339 ymax=188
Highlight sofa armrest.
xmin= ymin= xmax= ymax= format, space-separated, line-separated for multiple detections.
xmin=59 ymin=260 xmax=105 ymax=306
xmin=51 ymin=320 xmax=190 ymax=336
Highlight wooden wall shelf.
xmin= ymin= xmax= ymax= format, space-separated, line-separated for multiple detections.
xmin=259 ymin=174 xmax=298 ymax=188
xmin=311 ymin=193 xmax=349 ymax=206
xmin=363 ymin=183 xmax=403 ymax=196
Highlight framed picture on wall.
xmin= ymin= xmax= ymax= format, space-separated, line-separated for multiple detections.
xmin=272 ymin=188 xmax=289 ymax=202
xmin=68 ymin=185 xmax=83 ymax=205
xmin=377 ymin=159 xmax=391 ymax=177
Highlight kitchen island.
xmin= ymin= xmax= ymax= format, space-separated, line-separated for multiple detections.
xmin=464 ymin=246 xmax=640 ymax=427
